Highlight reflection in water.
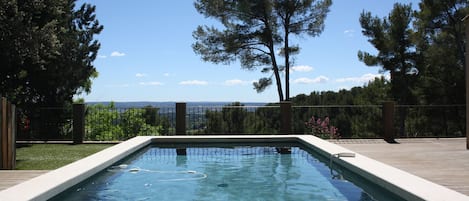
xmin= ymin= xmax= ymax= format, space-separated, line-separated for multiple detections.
xmin=51 ymin=146 xmax=402 ymax=201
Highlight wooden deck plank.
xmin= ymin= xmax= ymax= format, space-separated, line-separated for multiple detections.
xmin=0 ymin=170 xmax=49 ymax=191
xmin=335 ymin=138 xmax=469 ymax=196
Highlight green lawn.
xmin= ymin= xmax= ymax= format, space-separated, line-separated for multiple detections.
xmin=15 ymin=144 xmax=114 ymax=170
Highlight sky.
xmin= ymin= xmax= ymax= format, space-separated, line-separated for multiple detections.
xmin=76 ymin=0 xmax=420 ymax=103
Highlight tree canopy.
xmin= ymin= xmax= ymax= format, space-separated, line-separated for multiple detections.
xmin=0 ymin=0 xmax=103 ymax=111
xmin=192 ymin=0 xmax=332 ymax=101
xmin=358 ymin=0 xmax=468 ymax=106
xmin=358 ymin=3 xmax=419 ymax=105
xmin=414 ymin=0 xmax=468 ymax=105
xmin=358 ymin=1 xmax=468 ymax=137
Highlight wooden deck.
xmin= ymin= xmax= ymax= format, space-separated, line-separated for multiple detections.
xmin=0 ymin=170 xmax=49 ymax=191
xmin=333 ymin=138 xmax=469 ymax=196
xmin=0 ymin=138 xmax=468 ymax=197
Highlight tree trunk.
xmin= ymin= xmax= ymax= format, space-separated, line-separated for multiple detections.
xmin=271 ymin=53 xmax=284 ymax=102
xmin=284 ymin=27 xmax=290 ymax=101
xmin=262 ymin=12 xmax=284 ymax=102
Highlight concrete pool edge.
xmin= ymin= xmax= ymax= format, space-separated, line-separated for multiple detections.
xmin=295 ymin=135 xmax=469 ymax=201
xmin=0 ymin=135 xmax=467 ymax=201
xmin=0 ymin=136 xmax=153 ymax=201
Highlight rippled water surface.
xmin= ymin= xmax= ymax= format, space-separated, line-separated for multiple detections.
xmin=52 ymin=146 xmax=401 ymax=201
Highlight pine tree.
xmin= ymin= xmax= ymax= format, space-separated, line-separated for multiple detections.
xmin=192 ymin=0 xmax=331 ymax=101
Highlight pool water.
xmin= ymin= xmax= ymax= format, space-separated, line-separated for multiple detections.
xmin=51 ymin=146 xmax=401 ymax=201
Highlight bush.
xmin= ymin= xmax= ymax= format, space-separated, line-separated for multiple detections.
xmin=305 ymin=116 xmax=340 ymax=139
xmin=85 ymin=103 xmax=162 ymax=141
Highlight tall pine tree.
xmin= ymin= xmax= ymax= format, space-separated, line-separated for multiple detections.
xmin=192 ymin=0 xmax=331 ymax=101
xmin=358 ymin=3 xmax=419 ymax=137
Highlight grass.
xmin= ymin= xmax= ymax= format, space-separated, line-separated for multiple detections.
xmin=15 ymin=144 xmax=114 ymax=170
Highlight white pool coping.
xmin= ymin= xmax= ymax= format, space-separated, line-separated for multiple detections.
xmin=0 ymin=135 xmax=468 ymax=201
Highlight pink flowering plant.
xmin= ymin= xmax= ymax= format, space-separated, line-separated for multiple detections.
xmin=305 ymin=116 xmax=340 ymax=139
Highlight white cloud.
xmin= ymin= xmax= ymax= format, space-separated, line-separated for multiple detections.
xmin=135 ymin=73 xmax=147 ymax=78
xmin=110 ymin=51 xmax=126 ymax=57
xmin=223 ymin=79 xmax=253 ymax=86
xmin=291 ymin=65 xmax=314 ymax=72
xmin=179 ymin=80 xmax=208 ymax=86
xmin=336 ymin=73 xmax=385 ymax=83
xmin=105 ymin=84 xmax=130 ymax=88
xmin=344 ymin=29 xmax=355 ymax=37
xmin=293 ymin=76 xmax=329 ymax=84
xmin=139 ymin=81 xmax=163 ymax=86
xmin=163 ymin=73 xmax=170 ymax=77
xmin=97 ymin=55 xmax=107 ymax=59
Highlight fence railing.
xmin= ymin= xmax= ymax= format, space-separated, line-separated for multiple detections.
xmin=15 ymin=102 xmax=466 ymax=142
xmin=184 ymin=105 xmax=282 ymax=135
xmin=84 ymin=105 xmax=175 ymax=141
xmin=395 ymin=104 xmax=465 ymax=138
xmin=292 ymin=104 xmax=384 ymax=138
xmin=16 ymin=107 xmax=73 ymax=141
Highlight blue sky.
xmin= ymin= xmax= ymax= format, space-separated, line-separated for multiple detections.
xmin=77 ymin=0 xmax=420 ymax=103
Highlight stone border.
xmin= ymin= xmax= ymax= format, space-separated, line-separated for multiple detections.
xmin=0 ymin=135 xmax=467 ymax=201
xmin=297 ymin=135 xmax=468 ymax=201
xmin=0 ymin=136 xmax=152 ymax=201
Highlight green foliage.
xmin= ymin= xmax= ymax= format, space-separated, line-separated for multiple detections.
xmin=222 ymin=102 xmax=248 ymax=133
xmin=252 ymin=104 xmax=281 ymax=134
xmin=143 ymin=105 xmax=171 ymax=135
xmin=205 ymin=110 xmax=225 ymax=134
xmin=410 ymin=1 xmax=468 ymax=137
xmin=291 ymin=78 xmax=389 ymax=138
xmin=204 ymin=102 xmax=249 ymax=134
xmin=305 ymin=116 xmax=339 ymax=139
xmin=193 ymin=0 xmax=332 ymax=101
xmin=120 ymin=108 xmax=161 ymax=138
xmin=414 ymin=0 xmax=468 ymax=106
xmin=85 ymin=103 xmax=124 ymax=141
xmin=195 ymin=76 xmax=462 ymax=137
xmin=358 ymin=1 xmax=468 ymax=137
xmin=204 ymin=102 xmax=280 ymax=134
xmin=85 ymin=104 xmax=165 ymax=141
xmin=358 ymin=3 xmax=418 ymax=105
xmin=0 ymin=0 xmax=103 ymax=112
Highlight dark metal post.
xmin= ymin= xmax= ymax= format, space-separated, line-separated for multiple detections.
xmin=175 ymin=103 xmax=187 ymax=154
xmin=176 ymin=102 xmax=186 ymax=135
xmin=280 ymin=101 xmax=292 ymax=134
xmin=73 ymin=104 xmax=85 ymax=144
xmin=383 ymin=101 xmax=396 ymax=143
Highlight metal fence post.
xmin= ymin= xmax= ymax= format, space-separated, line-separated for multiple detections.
xmin=73 ymin=103 xmax=85 ymax=144
xmin=176 ymin=102 xmax=186 ymax=135
xmin=383 ymin=101 xmax=396 ymax=143
xmin=280 ymin=101 xmax=292 ymax=135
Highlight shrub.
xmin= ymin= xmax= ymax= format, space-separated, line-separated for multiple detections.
xmin=305 ymin=116 xmax=340 ymax=139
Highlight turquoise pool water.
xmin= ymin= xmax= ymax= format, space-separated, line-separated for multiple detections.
xmin=51 ymin=145 xmax=402 ymax=201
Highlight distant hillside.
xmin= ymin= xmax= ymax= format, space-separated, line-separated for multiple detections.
xmin=85 ymin=101 xmax=268 ymax=108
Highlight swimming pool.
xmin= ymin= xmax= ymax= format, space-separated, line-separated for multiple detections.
xmin=50 ymin=145 xmax=402 ymax=200
xmin=0 ymin=135 xmax=467 ymax=200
